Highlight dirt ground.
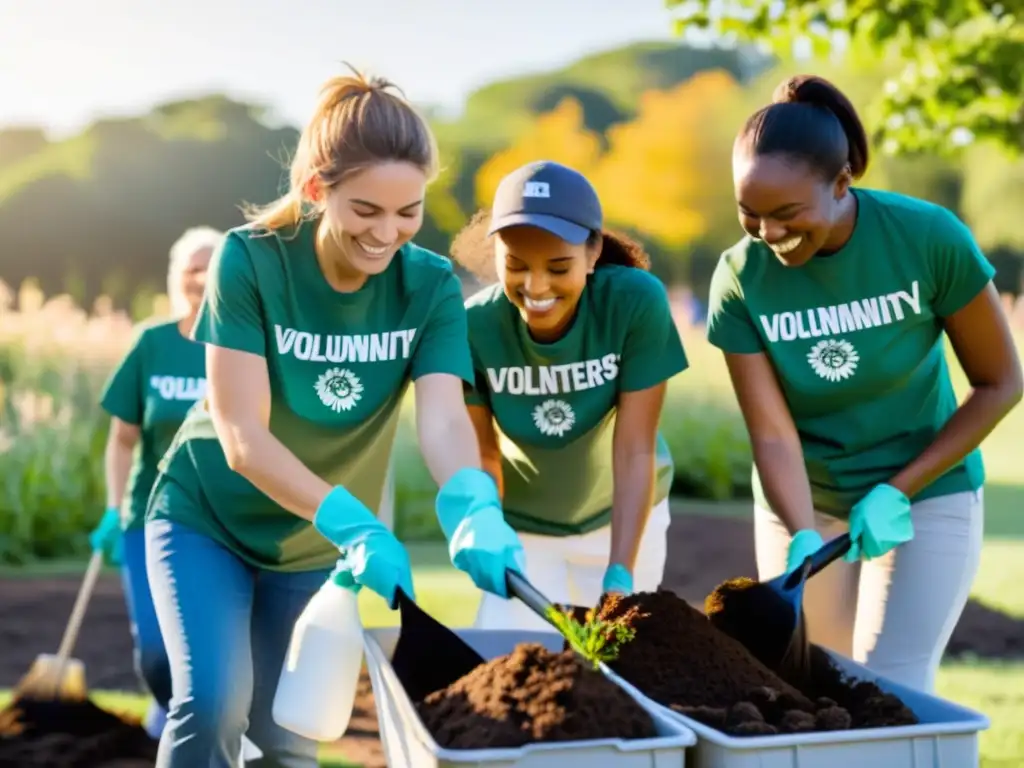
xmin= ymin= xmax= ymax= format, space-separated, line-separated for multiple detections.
xmin=1 ymin=513 xmax=1021 ymax=767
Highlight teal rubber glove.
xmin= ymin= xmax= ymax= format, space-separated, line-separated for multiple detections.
xmin=602 ymin=563 xmax=633 ymax=595
xmin=313 ymin=486 xmax=415 ymax=608
xmin=785 ymin=528 xmax=824 ymax=575
xmin=89 ymin=507 xmax=123 ymax=566
xmin=435 ymin=468 xmax=526 ymax=599
xmin=844 ymin=484 xmax=914 ymax=562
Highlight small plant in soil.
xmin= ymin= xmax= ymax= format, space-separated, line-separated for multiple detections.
xmin=546 ymin=604 xmax=636 ymax=669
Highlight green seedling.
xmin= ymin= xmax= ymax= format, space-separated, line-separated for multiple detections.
xmin=546 ymin=606 xmax=636 ymax=670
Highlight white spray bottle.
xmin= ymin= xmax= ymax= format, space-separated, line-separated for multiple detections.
xmin=272 ymin=565 xmax=364 ymax=741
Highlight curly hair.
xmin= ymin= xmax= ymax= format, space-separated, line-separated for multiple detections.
xmin=450 ymin=208 xmax=650 ymax=283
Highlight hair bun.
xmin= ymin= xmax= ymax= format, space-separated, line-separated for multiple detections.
xmin=771 ymin=75 xmax=837 ymax=108
xmin=319 ymin=64 xmax=407 ymax=109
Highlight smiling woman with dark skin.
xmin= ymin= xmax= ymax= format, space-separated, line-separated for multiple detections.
xmin=452 ymin=160 xmax=689 ymax=630
xmin=707 ymin=74 xmax=1023 ymax=693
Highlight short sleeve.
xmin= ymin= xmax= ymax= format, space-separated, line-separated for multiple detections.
xmin=411 ymin=271 xmax=475 ymax=384
xmin=192 ymin=232 xmax=267 ymax=356
xmin=928 ymin=208 xmax=997 ymax=318
xmin=99 ymin=327 xmax=147 ymax=425
xmin=705 ymin=256 xmax=765 ymax=354
xmin=619 ymin=276 xmax=690 ymax=392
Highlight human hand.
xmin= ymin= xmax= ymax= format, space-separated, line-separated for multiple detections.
xmin=601 ymin=563 xmax=633 ymax=596
xmin=436 ymin=468 xmax=526 ymax=598
xmin=785 ymin=528 xmax=824 ymax=575
xmin=313 ymin=486 xmax=415 ymax=608
xmin=89 ymin=507 xmax=123 ymax=566
xmin=844 ymin=484 xmax=914 ymax=562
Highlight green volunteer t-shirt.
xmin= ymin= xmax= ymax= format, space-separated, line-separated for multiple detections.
xmin=706 ymin=187 xmax=993 ymax=518
xmin=464 ymin=264 xmax=689 ymax=536
xmin=150 ymin=218 xmax=474 ymax=571
xmin=99 ymin=320 xmax=206 ymax=531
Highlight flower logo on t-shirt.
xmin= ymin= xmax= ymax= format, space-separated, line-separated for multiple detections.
xmin=807 ymin=339 xmax=859 ymax=382
xmin=314 ymin=367 xmax=364 ymax=412
xmin=532 ymin=399 xmax=576 ymax=438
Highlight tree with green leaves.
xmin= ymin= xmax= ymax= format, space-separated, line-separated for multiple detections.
xmin=667 ymin=0 xmax=1023 ymax=156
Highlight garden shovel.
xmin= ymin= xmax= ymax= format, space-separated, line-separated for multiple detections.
xmin=390 ymin=589 xmax=485 ymax=703
xmin=15 ymin=550 xmax=105 ymax=702
xmin=705 ymin=533 xmax=852 ymax=688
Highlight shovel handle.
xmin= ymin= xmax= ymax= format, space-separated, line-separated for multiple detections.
xmin=505 ymin=570 xmax=556 ymax=625
xmin=807 ymin=533 xmax=853 ymax=578
xmin=56 ymin=550 xmax=104 ymax=662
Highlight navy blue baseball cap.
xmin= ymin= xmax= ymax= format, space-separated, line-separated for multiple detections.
xmin=487 ymin=160 xmax=603 ymax=245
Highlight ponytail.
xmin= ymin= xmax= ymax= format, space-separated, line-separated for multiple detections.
xmin=588 ymin=229 xmax=651 ymax=271
xmin=738 ymin=74 xmax=870 ymax=180
xmin=242 ymin=63 xmax=438 ymax=236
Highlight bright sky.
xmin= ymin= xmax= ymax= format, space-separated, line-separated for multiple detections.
xmin=0 ymin=0 xmax=679 ymax=137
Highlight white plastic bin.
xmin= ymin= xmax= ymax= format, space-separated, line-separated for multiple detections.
xmin=363 ymin=627 xmax=697 ymax=767
xmin=604 ymin=649 xmax=990 ymax=768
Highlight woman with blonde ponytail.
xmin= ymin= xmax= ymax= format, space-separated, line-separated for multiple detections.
xmin=143 ymin=67 xmax=526 ymax=768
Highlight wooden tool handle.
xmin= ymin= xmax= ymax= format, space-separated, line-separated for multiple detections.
xmin=56 ymin=550 xmax=104 ymax=662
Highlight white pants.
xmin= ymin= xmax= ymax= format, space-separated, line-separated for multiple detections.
xmin=754 ymin=488 xmax=984 ymax=694
xmin=474 ymin=498 xmax=673 ymax=631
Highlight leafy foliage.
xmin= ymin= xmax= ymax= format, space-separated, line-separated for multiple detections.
xmin=546 ymin=605 xmax=636 ymax=669
xmin=667 ymin=0 xmax=1024 ymax=156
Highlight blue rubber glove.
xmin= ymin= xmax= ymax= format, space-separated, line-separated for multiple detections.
xmin=89 ymin=507 xmax=123 ymax=566
xmin=785 ymin=528 xmax=824 ymax=575
xmin=313 ymin=486 xmax=415 ymax=608
xmin=844 ymin=484 xmax=914 ymax=562
xmin=435 ymin=468 xmax=526 ymax=598
xmin=602 ymin=563 xmax=633 ymax=596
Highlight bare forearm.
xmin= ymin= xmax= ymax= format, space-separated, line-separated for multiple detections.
xmin=221 ymin=425 xmax=333 ymax=521
xmin=752 ymin=438 xmax=816 ymax=533
xmin=610 ymin=452 xmax=656 ymax=570
xmin=890 ymin=384 xmax=1021 ymax=498
xmin=418 ymin=411 xmax=482 ymax=490
xmin=104 ymin=437 xmax=134 ymax=509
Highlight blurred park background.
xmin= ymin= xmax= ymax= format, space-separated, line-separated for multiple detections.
xmin=2 ymin=0 xmax=1024 ymax=765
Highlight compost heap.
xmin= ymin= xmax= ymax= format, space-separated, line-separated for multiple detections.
xmin=0 ymin=696 xmax=157 ymax=768
xmin=595 ymin=589 xmax=919 ymax=736
xmin=416 ymin=642 xmax=657 ymax=749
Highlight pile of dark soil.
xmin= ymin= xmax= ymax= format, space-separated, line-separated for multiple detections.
xmin=596 ymin=590 xmax=918 ymax=737
xmin=416 ymin=643 xmax=657 ymax=749
xmin=0 ymin=697 xmax=156 ymax=767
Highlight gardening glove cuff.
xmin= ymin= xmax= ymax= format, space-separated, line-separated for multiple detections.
xmin=844 ymin=483 xmax=914 ymax=562
xmin=602 ymin=563 xmax=633 ymax=596
xmin=785 ymin=528 xmax=824 ymax=575
xmin=90 ymin=507 xmax=123 ymax=566
xmin=435 ymin=467 xmax=501 ymax=538
xmin=315 ymin=486 xmax=415 ymax=607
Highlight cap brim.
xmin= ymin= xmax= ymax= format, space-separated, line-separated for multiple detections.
xmin=487 ymin=212 xmax=591 ymax=245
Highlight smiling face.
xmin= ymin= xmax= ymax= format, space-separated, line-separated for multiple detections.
xmin=733 ymin=149 xmax=852 ymax=267
xmin=318 ymin=161 xmax=427 ymax=278
xmin=178 ymin=245 xmax=213 ymax=313
xmin=495 ymin=225 xmax=599 ymax=342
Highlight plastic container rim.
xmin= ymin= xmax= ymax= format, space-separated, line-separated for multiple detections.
xmin=362 ymin=626 xmax=697 ymax=762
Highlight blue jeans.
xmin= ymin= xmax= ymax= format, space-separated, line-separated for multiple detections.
xmin=120 ymin=528 xmax=172 ymax=710
xmin=146 ymin=517 xmax=333 ymax=768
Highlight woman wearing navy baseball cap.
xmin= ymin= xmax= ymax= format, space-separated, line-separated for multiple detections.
xmin=451 ymin=160 xmax=690 ymax=628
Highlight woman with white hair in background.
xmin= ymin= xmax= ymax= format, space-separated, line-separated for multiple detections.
xmin=89 ymin=225 xmax=222 ymax=739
